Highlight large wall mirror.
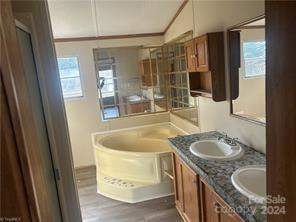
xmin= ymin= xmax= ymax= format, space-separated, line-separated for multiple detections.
xmin=93 ymin=46 xmax=167 ymax=120
xmin=228 ymin=15 xmax=265 ymax=125
xmin=93 ymin=32 xmax=197 ymax=124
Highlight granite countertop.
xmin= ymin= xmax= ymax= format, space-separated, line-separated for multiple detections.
xmin=168 ymin=131 xmax=266 ymax=222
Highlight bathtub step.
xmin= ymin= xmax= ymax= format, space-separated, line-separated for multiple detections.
xmin=97 ymin=173 xmax=174 ymax=203
xmin=102 ymin=175 xmax=143 ymax=189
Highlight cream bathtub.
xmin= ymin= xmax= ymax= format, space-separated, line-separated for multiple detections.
xmin=92 ymin=124 xmax=186 ymax=203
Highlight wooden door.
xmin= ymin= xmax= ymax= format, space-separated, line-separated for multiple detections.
xmin=172 ymin=153 xmax=184 ymax=213
xmin=266 ymin=2 xmax=296 ymax=221
xmin=1 ymin=74 xmax=32 ymax=221
xmin=184 ymin=39 xmax=197 ymax=72
xmin=1 ymin=1 xmax=62 ymax=220
xmin=16 ymin=24 xmax=62 ymax=222
xmin=182 ymin=163 xmax=200 ymax=222
xmin=195 ymin=35 xmax=209 ymax=72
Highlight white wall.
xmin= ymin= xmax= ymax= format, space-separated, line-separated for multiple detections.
xmin=55 ymin=36 xmax=171 ymax=167
xmin=165 ymin=0 xmax=266 ymax=153
xmin=164 ymin=0 xmax=194 ymax=42
xmin=56 ymin=0 xmax=266 ymax=167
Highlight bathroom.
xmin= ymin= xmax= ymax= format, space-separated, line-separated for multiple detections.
xmin=2 ymin=0 xmax=295 ymax=222
xmin=50 ymin=0 xmax=266 ymax=221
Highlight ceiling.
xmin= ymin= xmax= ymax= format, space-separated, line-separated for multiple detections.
xmin=48 ymin=0 xmax=184 ymax=39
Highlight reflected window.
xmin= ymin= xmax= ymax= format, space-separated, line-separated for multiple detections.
xmin=96 ymin=57 xmax=119 ymax=119
xmin=57 ymin=57 xmax=83 ymax=98
xmin=99 ymin=69 xmax=115 ymax=98
xmin=243 ymin=41 xmax=266 ymax=77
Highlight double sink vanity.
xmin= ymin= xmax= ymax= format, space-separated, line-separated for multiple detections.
xmin=168 ymin=132 xmax=266 ymax=222
xmin=167 ymin=14 xmax=267 ymax=222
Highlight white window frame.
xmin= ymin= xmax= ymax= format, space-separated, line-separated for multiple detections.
xmin=57 ymin=56 xmax=85 ymax=100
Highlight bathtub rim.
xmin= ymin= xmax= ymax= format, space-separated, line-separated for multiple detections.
xmin=91 ymin=122 xmax=188 ymax=137
xmin=91 ymin=122 xmax=188 ymax=157
xmin=94 ymin=137 xmax=174 ymax=157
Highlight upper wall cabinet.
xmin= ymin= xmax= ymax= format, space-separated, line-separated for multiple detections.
xmin=184 ymin=39 xmax=197 ymax=73
xmin=195 ymin=35 xmax=209 ymax=72
xmin=138 ymin=59 xmax=157 ymax=87
xmin=185 ymin=32 xmax=226 ymax=102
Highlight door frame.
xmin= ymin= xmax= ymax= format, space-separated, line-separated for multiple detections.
xmin=1 ymin=1 xmax=81 ymax=221
xmin=266 ymin=1 xmax=296 ymax=221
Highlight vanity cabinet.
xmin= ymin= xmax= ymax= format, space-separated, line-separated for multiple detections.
xmin=124 ymin=101 xmax=150 ymax=114
xmin=172 ymin=152 xmax=244 ymax=222
xmin=172 ymin=153 xmax=201 ymax=222
xmin=200 ymin=179 xmax=244 ymax=222
xmin=185 ymin=32 xmax=226 ymax=102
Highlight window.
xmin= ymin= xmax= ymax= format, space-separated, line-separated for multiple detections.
xmin=95 ymin=57 xmax=119 ymax=119
xmin=243 ymin=41 xmax=266 ymax=77
xmin=99 ymin=69 xmax=115 ymax=98
xmin=57 ymin=57 xmax=83 ymax=98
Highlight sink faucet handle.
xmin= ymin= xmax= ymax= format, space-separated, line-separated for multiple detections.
xmin=232 ymin=137 xmax=239 ymax=143
xmin=221 ymin=131 xmax=227 ymax=137
xmin=222 ymin=132 xmax=231 ymax=139
xmin=229 ymin=137 xmax=239 ymax=146
xmin=218 ymin=132 xmax=227 ymax=141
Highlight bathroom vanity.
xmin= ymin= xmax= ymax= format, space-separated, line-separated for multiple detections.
xmin=172 ymin=153 xmax=244 ymax=222
xmin=169 ymin=132 xmax=266 ymax=222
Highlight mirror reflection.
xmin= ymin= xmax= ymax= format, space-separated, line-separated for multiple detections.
xmin=229 ymin=17 xmax=266 ymax=124
xmin=93 ymin=32 xmax=197 ymax=124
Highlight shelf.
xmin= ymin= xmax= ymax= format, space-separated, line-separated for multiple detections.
xmin=167 ymin=55 xmax=186 ymax=61
xmin=163 ymin=170 xmax=174 ymax=180
xmin=190 ymin=89 xmax=212 ymax=98
xmin=167 ymin=71 xmax=187 ymax=75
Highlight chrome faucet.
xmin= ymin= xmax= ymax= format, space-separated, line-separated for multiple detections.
xmin=218 ymin=132 xmax=238 ymax=146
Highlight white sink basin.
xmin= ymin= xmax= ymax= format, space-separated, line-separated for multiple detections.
xmin=190 ymin=140 xmax=243 ymax=161
xmin=231 ymin=165 xmax=266 ymax=204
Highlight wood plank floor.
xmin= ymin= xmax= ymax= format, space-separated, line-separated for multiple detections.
xmin=75 ymin=166 xmax=182 ymax=222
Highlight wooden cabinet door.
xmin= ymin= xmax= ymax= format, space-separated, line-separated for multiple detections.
xmin=200 ymin=179 xmax=243 ymax=222
xmin=172 ymin=153 xmax=184 ymax=213
xmin=172 ymin=153 xmax=201 ymax=222
xmin=220 ymin=211 xmax=243 ymax=222
xmin=200 ymin=180 xmax=219 ymax=222
xmin=195 ymin=35 xmax=209 ymax=72
xmin=185 ymin=39 xmax=197 ymax=72
xmin=182 ymin=163 xmax=200 ymax=222
xmin=138 ymin=59 xmax=157 ymax=86
xmin=216 ymin=194 xmax=244 ymax=222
